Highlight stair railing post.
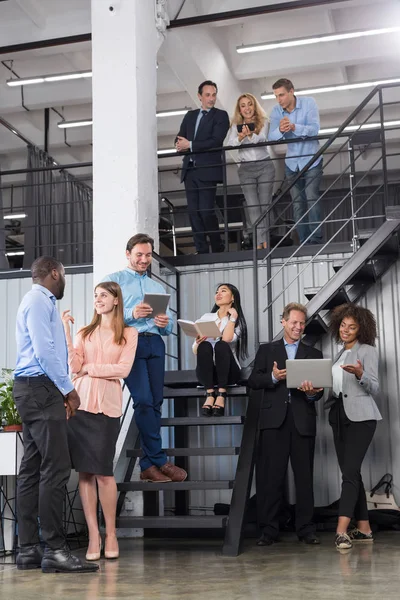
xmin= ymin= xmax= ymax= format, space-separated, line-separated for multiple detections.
xmin=222 ymin=149 xmax=229 ymax=250
xmin=347 ymin=139 xmax=358 ymax=253
xmin=379 ymin=88 xmax=389 ymax=207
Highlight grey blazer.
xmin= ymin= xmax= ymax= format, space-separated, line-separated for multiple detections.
xmin=325 ymin=341 xmax=382 ymax=422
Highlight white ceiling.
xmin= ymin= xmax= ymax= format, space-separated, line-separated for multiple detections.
xmin=0 ymin=0 xmax=399 ymax=180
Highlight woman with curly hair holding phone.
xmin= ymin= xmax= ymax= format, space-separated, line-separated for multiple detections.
xmin=327 ymin=303 xmax=382 ymax=550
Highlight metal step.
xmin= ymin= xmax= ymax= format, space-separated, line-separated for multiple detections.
xmin=304 ymin=314 xmax=328 ymax=336
xmin=304 ymin=286 xmax=350 ymax=309
xmin=116 ymin=515 xmax=227 ymax=529
xmin=118 ymin=480 xmax=234 ymax=492
xmin=127 ymin=447 xmax=240 ymax=457
xmin=333 ymin=261 xmax=376 ymax=283
xmin=163 ymin=386 xmax=247 ymax=398
xmin=161 ymin=416 xmax=245 ymax=426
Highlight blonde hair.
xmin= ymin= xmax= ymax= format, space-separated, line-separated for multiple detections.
xmin=231 ymin=93 xmax=267 ymax=135
xmin=80 ymin=281 xmax=126 ymax=346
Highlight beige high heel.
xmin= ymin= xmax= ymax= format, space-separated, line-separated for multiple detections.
xmin=86 ymin=534 xmax=102 ymax=561
xmin=104 ymin=534 xmax=119 ymax=559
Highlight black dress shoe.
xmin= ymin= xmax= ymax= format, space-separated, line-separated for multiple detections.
xmin=41 ymin=545 xmax=99 ymax=573
xmin=16 ymin=544 xmax=43 ymax=570
xmin=256 ymin=533 xmax=277 ymax=546
xmin=298 ymin=533 xmax=320 ymax=545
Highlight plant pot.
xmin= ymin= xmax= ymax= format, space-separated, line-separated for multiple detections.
xmin=3 ymin=424 xmax=22 ymax=432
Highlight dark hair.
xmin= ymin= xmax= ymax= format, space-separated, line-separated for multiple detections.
xmin=282 ymin=302 xmax=307 ymax=321
xmin=211 ymin=283 xmax=248 ymax=361
xmin=272 ymin=78 xmax=294 ymax=92
xmin=80 ymin=281 xmax=126 ymax=346
xmin=329 ymin=303 xmax=377 ymax=347
xmin=126 ymin=233 xmax=154 ymax=252
xmin=31 ymin=256 xmax=63 ymax=281
xmin=198 ymin=80 xmax=218 ymax=95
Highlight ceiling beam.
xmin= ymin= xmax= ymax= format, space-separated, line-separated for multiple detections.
xmin=0 ymin=33 xmax=91 ymax=56
xmin=169 ymin=0 xmax=351 ymax=28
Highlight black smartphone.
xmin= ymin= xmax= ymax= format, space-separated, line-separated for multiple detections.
xmin=237 ymin=123 xmax=255 ymax=133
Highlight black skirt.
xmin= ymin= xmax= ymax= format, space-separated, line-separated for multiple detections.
xmin=67 ymin=409 xmax=120 ymax=476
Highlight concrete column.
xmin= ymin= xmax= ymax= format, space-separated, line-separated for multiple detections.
xmin=91 ymin=0 xmax=160 ymax=283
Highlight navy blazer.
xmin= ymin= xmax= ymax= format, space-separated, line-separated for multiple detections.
xmin=177 ymin=107 xmax=229 ymax=183
xmin=248 ymin=339 xmax=324 ymax=436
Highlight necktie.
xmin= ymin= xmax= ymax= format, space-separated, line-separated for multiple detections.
xmin=194 ymin=110 xmax=207 ymax=138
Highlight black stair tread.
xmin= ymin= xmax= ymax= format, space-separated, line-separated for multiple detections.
xmin=161 ymin=416 xmax=245 ymax=426
xmin=164 ymin=369 xmax=248 ymax=388
xmin=127 ymin=447 xmax=240 ymax=457
xmin=118 ymin=480 xmax=234 ymax=491
xmin=116 ymin=515 xmax=226 ymax=529
xmin=163 ymin=386 xmax=247 ymax=398
xmin=304 ymin=314 xmax=328 ymax=336
xmin=304 ymin=287 xmax=350 ymax=309
xmin=333 ymin=262 xmax=376 ymax=283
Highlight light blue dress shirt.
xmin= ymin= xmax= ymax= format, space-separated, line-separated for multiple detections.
xmin=102 ymin=268 xmax=173 ymax=335
xmin=14 ymin=284 xmax=74 ymax=395
xmin=268 ymin=96 xmax=322 ymax=171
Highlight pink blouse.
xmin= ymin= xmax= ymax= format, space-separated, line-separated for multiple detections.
xmin=66 ymin=327 xmax=138 ymax=418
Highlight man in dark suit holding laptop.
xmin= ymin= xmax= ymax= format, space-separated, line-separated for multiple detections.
xmin=176 ymin=80 xmax=229 ymax=254
xmin=248 ymin=302 xmax=324 ymax=546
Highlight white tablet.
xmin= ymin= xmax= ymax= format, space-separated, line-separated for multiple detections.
xmin=143 ymin=293 xmax=170 ymax=317
xmin=286 ymin=358 xmax=332 ymax=389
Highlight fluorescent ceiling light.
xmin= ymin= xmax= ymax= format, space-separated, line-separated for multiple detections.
xmin=157 ymin=148 xmax=177 ymax=155
xmin=261 ymin=77 xmax=400 ymax=99
xmin=5 ymin=251 xmax=25 ymax=256
xmin=6 ymin=71 xmax=92 ymax=87
xmin=319 ymin=120 xmax=400 ymax=134
xmin=156 ymin=108 xmax=191 ymax=118
xmin=237 ymin=26 xmax=400 ymax=54
xmin=3 ymin=213 xmax=27 ymax=220
xmin=57 ymin=119 xmax=93 ymax=129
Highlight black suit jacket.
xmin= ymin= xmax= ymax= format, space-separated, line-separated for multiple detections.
xmin=248 ymin=339 xmax=323 ymax=436
xmin=177 ymin=107 xmax=230 ymax=183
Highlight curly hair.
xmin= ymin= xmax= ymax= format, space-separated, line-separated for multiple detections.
xmin=329 ymin=303 xmax=377 ymax=346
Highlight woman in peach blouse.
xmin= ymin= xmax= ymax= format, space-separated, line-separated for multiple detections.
xmin=62 ymin=281 xmax=138 ymax=562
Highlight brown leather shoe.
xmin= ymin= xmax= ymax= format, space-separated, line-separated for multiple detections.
xmin=140 ymin=466 xmax=171 ymax=482
xmin=160 ymin=462 xmax=188 ymax=482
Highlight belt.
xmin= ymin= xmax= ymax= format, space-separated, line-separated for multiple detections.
xmin=138 ymin=332 xmax=157 ymax=337
xmin=14 ymin=375 xmax=51 ymax=383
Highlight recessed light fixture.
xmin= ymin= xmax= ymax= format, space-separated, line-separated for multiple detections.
xmin=157 ymin=148 xmax=177 ymax=155
xmin=261 ymin=77 xmax=400 ymax=99
xmin=3 ymin=213 xmax=27 ymax=220
xmin=156 ymin=108 xmax=191 ymax=118
xmin=6 ymin=71 xmax=92 ymax=87
xmin=5 ymin=251 xmax=25 ymax=256
xmin=319 ymin=120 xmax=400 ymax=135
xmin=237 ymin=26 xmax=400 ymax=54
xmin=57 ymin=119 xmax=93 ymax=129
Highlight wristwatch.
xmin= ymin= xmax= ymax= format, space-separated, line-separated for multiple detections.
xmin=229 ymin=316 xmax=236 ymax=323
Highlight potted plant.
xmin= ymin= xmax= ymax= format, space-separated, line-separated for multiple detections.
xmin=0 ymin=368 xmax=22 ymax=432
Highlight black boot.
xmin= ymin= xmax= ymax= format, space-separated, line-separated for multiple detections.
xmin=16 ymin=544 xmax=43 ymax=570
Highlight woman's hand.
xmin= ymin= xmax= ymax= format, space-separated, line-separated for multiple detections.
xmin=61 ymin=309 xmax=74 ymax=331
xmin=298 ymin=380 xmax=323 ymax=396
xmin=73 ymin=366 xmax=89 ymax=379
xmin=341 ymin=360 xmax=363 ymax=379
xmin=238 ymin=124 xmax=252 ymax=141
xmin=227 ymin=308 xmax=238 ymax=322
xmin=195 ymin=335 xmax=207 ymax=345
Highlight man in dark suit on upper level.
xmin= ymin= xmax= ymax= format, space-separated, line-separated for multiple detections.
xmin=176 ymin=80 xmax=229 ymax=254
xmin=248 ymin=302 xmax=324 ymax=546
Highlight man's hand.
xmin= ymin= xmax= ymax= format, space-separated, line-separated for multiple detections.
xmin=279 ymin=117 xmax=292 ymax=133
xmin=175 ymin=136 xmax=190 ymax=152
xmin=298 ymin=380 xmax=323 ymax=396
xmin=341 ymin=360 xmax=363 ymax=379
xmin=273 ymin=361 xmax=287 ymax=381
xmin=133 ymin=303 xmax=153 ymax=319
xmin=65 ymin=389 xmax=80 ymax=419
xmin=154 ymin=314 xmax=169 ymax=329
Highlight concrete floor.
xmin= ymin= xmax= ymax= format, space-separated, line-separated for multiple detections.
xmin=1 ymin=532 xmax=400 ymax=600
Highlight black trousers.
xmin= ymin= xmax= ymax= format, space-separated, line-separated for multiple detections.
xmin=13 ymin=376 xmax=71 ymax=549
xmin=184 ymin=168 xmax=223 ymax=253
xmin=256 ymin=404 xmax=316 ymax=538
xmin=196 ymin=340 xmax=241 ymax=389
xmin=329 ymin=399 xmax=376 ymax=520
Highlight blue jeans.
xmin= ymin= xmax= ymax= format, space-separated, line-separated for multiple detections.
xmin=285 ymin=161 xmax=323 ymax=244
xmin=124 ymin=334 xmax=167 ymax=471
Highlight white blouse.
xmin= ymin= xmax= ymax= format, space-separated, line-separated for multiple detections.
xmin=225 ymin=121 xmax=270 ymax=163
xmin=192 ymin=312 xmax=241 ymax=366
xmin=332 ymin=349 xmax=350 ymax=398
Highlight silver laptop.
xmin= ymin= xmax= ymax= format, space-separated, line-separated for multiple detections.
xmin=286 ymin=358 xmax=333 ymax=389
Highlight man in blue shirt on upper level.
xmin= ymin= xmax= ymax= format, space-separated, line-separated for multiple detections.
xmin=14 ymin=256 xmax=98 ymax=574
xmin=103 ymin=233 xmax=187 ymax=483
xmin=269 ymin=78 xmax=323 ymax=245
